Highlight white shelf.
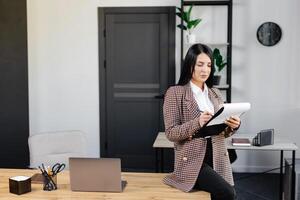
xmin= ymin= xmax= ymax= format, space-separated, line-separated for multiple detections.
xmin=206 ymin=42 xmax=229 ymax=46
xmin=184 ymin=42 xmax=229 ymax=46
xmin=213 ymin=84 xmax=229 ymax=89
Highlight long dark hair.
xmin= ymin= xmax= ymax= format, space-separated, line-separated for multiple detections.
xmin=178 ymin=43 xmax=215 ymax=88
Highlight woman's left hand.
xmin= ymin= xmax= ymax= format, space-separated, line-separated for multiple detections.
xmin=225 ymin=116 xmax=240 ymax=130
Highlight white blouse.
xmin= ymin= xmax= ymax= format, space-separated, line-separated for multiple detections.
xmin=190 ymin=81 xmax=214 ymax=114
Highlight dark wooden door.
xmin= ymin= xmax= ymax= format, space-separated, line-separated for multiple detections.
xmin=99 ymin=7 xmax=175 ymax=171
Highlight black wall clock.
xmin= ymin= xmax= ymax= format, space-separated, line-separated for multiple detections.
xmin=257 ymin=22 xmax=282 ymax=46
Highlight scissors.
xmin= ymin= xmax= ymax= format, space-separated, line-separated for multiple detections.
xmin=51 ymin=163 xmax=65 ymax=176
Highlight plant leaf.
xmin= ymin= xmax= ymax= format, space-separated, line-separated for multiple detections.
xmin=194 ymin=19 xmax=202 ymax=28
xmin=176 ymin=7 xmax=188 ymax=23
xmin=176 ymin=7 xmax=183 ymax=18
xmin=182 ymin=12 xmax=188 ymax=23
xmin=176 ymin=7 xmax=182 ymax=12
xmin=176 ymin=12 xmax=182 ymax=18
xmin=216 ymin=57 xmax=222 ymax=66
xmin=213 ymin=48 xmax=220 ymax=56
xmin=187 ymin=6 xmax=193 ymax=22
xmin=189 ymin=19 xmax=202 ymax=29
xmin=187 ymin=21 xmax=193 ymax=29
xmin=213 ymin=48 xmax=227 ymax=72
xmin=219 ymin=63 xmax=227 ymax=71
xmin=177 ymin=24 xmax=187 ymax=30
xmin=176 ymin=6 xmax=201 ymax=31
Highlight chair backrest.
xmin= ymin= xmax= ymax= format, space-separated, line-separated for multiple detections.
xmin=28 ymin=130 xmax=87 ymax=169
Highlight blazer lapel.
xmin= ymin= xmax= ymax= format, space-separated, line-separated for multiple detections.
xmin=184 ymin=84 xmax=201 ymax=119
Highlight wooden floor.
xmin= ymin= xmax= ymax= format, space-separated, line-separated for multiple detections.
xmin=0 ymin=169 xmax=210 ymax=200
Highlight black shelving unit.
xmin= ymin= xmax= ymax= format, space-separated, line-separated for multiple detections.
xmin=180 ymin=0 xmax=232 ymax=103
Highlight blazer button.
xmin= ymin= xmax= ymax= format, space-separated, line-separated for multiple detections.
xmin=182 ymin=157 xmax=188 ymax=161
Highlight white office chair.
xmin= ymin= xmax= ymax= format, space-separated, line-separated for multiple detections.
xmin=28 ymin=130 xmax=87 ymax=169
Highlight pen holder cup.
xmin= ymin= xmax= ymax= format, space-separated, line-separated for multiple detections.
xmin=43 ymin=174 xmax=57 ymax=191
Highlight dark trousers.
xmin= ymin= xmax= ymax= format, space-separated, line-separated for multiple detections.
xmin=194 ymin=163 xmax=236 ymax=200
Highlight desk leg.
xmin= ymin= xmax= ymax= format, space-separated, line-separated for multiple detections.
xmin=155 ymin=148 xmax=159 ymax=173
xmin=280 ymin=150 xmax=283 ymax=200
xmin=292 ymin=150 xmax=296 ymax=200
xmin=160 ymin=149 xmax=164 ymax=173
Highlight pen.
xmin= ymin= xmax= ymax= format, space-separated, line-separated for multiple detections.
xmin=200 ymin=110 xmax=213 ymax=116
xmin=47 ymin=166 xmax=51 ymax=175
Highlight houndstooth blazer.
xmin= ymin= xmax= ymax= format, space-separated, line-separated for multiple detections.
xmin=163 ymin=83 xmax=235 ymax=192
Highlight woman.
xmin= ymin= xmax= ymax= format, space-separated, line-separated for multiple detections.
xmin=163 ymin=43 xmax=240 ymax=200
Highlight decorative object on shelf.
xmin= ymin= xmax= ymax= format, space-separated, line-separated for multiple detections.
xmin=212 ymin=48 xmax=227 ymax=85
xmin=176 ymin=6 xmax=202 ymax=44
xmin=179 ymin=0 xmax=233 ymax=103
xmin=257 ymin=22 xmax=282 ymax=46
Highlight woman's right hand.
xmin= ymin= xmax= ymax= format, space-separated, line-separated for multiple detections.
xmin=199 ymin=111 xmax=213 ymax=127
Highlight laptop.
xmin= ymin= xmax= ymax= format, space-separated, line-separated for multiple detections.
xmin=69 ymin=157 xmax=126 ymax=192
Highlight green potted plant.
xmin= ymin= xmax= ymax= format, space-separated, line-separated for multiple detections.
xmin=213 ymin=48 xmax=227 ymax=85
xmin=176 ymin=6 xmax=202 ymax=44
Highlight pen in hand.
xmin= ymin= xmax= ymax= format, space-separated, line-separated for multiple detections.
xmin=199 ymin=111 xmax=213 ymax=127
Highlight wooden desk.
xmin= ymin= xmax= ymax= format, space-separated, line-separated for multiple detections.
xmin=0 ymin=168 xmax=210 ymax=200
xmin=153 ymin=132 xmax=298 ymax=200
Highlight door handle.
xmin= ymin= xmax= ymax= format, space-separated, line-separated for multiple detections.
xmin=154 ymin=94 xmax=164 ymax=99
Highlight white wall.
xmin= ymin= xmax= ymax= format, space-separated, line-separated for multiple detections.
xmin=28 ymin=0 xmax=99 ymax=157
xmin=27 ymin=0 xmax=181 ymax=158
xmin=231 ymin=0 xmax=300 ymax=172
xmin=27 ymin=0 xmax=300 ymax=171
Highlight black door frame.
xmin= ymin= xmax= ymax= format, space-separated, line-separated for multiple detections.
xmin=98 ymin=7 xmax=175 ymax=157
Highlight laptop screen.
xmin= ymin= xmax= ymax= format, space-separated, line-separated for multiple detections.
xmin=69 ymin=157 xmax=123 ymax=192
